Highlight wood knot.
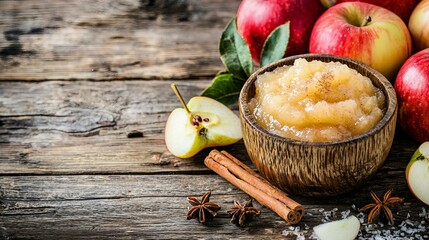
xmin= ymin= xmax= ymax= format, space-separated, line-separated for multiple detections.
xmin=127 ymin=130 xmax=144 ymax=138
xmin=152 ymin=153 xmax=173 ymax=166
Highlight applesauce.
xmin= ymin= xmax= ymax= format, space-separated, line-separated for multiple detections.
xmin=249 ymin=58 xmax=385 ymax=142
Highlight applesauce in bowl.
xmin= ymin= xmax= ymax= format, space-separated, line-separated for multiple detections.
xmin=248 ymin=58 xmax=385 ymax=142
xmin=239 ymin=54 xmax=397 ymax=196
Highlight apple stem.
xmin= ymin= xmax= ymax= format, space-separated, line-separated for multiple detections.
xmin=171 ymin=83 xmax=191 ymax=115
xmin=361 ymin=16 xmax=372 ymax=27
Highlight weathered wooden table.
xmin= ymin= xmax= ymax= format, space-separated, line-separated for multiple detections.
xmin=1 ymin=0 xmax=428 ymax=239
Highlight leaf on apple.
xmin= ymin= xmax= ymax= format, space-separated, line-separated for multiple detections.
xmin=201 ymin=73 xmax=244 ymax=106
xmin=219 ymin=17 xmax=253 ymax=81
xmin=260 ymin=22 xmax=290 ymax=67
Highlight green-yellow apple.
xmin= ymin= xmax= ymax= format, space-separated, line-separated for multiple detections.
xmin=409 ymin=0 xmax=429 ymax=52
xmin=406 ymin=142 xmax=429 ymax=205
xmin=394 ymin=49 xmax=429 ymax=143
xmin=325 ymin=0 xmax=420 ymax=23
xmin=313 ymin=216 xmax=360 ymax=240
xmin=319 ymin=0 xmax=336 ymax=8
xmin=164 ymin=84 xmax=242 ymax=158
xmin=309 ymin=2 xmax=412 ymax=81
xmin=237 ymin=0 xmax=324 ymax=64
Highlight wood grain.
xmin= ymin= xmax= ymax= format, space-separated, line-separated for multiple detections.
xmin=0 ymin=173 xmax=427 ymax=239
xmin=0 ymin=0 xmax=240 ymax=81
xmin=0 ymin=80 xmax=247 ymax=174
xmin=0 ymin=80 xmax=419 ymax=175
xmin=1 ymin=1 xmax=427 ymax=239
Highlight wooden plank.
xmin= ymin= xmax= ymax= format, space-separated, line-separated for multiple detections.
xmin=0 ymin=80 xmax=420 ymax=174
xmin=0 ymin=0 xmax=240 ymax=81
xmin=0 ymin=174 xmax=427 ymax=239
xmin=0 ymin=80 xmax=249 ymax=174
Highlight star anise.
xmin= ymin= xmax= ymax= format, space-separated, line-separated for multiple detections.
xmin=359 ymin=189 xmax=403 ymax=225
xmin=227 ymin=199 xmax=261 ymax=226
xmin=186 ymin=191 xmax=221 ymax=223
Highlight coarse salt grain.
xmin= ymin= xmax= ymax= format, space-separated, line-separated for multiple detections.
xmin=358 ymin=218 xmax=428 ymax=239
xmin=284 ymin=206 xmax=429 ymax=239
xmin=282 ymin=226 xmax=307 ymax=239
xmin=341 ymin=209 xmax=351 ymax=219
xmin=419 ymin=207 xmax=427 ymax=218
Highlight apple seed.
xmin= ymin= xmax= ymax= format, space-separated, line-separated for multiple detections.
xmin=192 ymin=118 xmax=199 ymax=126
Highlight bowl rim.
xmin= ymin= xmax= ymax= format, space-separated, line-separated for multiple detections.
xmin=239 ymin=53 xmax=397 ymax=147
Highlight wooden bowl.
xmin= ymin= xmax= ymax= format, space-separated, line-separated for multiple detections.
xmin=239 ymin=54 xmax=397 ymax=197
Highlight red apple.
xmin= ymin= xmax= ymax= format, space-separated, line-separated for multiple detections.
xmin=408 ymin=0 xmax=429 ymax=52
xmin=394 ymin=49 xmax=429 ymax=143
xmin=309 ymin=2 xmax=412 ymax=81
xmin=237 ymin=0 xmax=324 ymax=64
xmin=331 ymin=0 xmax=420 ymax=23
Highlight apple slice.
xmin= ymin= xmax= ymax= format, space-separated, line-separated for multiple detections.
xmin=165 ymin=84 xmax=242 ymax=158
xmin=406 ymin=141 xmax=429 ymax=205
xmin=313 ymin=216 xmax=360 ymax=240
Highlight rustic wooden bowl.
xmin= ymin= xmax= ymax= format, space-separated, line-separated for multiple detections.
xmin=239 ymin=54 xmax=397 ymax=197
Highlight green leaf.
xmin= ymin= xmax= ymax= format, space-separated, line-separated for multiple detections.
xmin=215 ymin=69 xmax=229 ymax=76
xmin=201 ymin=73 xmax=244 ymax=106
xmin=260 ymin=22 xmax=290 ymax=67
xmin=219 ymin=17 xmax=253 ymax=81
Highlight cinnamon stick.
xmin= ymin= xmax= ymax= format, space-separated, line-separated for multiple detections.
xmin=204 ymin=149 xmax=304 ymax=224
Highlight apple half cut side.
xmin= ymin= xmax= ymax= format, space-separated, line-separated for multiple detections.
xmin=165 ymin=84 xmax=242 ymax=158
xmin=187 ymin=97 xmax=242 ymax=147
xmin=313 ymin=215 xmax=360 ymax=240
xmin=406 ymin=141 xmax=429 ymax=205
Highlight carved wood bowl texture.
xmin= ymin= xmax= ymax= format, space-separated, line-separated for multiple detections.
xmin=239 ymin=54 xmax=398 ymax=197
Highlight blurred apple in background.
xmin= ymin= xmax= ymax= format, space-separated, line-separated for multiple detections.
xmin=309 ymin=2 xmax=412 ymax=81
xmin=319 ymin=0 xmax=336 ymax=8
xmin=394 ymin=49 xmax=429 ymax=143
xmin=408 ymin=0 xmax=429 ymax=52
xmin=237 ymin=0 xmax=324 ymax=64
xmin=323 ymin=0 xmax=421 ymax=23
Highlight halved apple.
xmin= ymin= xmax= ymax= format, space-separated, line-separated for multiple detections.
xmin=165 ymin=84 xmax=242 ymax=158
xmin=406 ymin=141 xmax=429 ymax=205
xmin=313 ymin=216 xmax=360 ymax=240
